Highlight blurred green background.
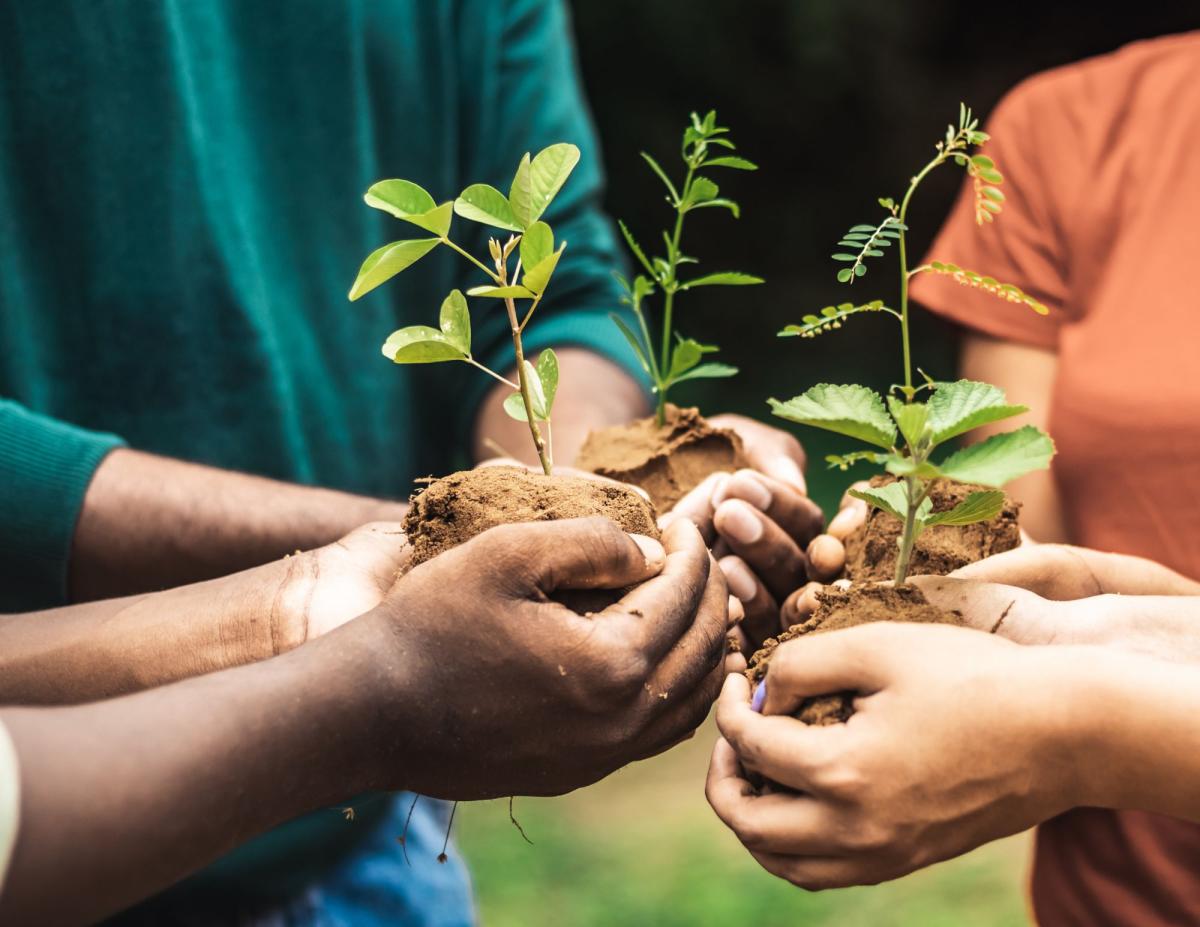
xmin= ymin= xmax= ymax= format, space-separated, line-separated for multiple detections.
xmin=460 ymin=3 xmax=1197 ymax=924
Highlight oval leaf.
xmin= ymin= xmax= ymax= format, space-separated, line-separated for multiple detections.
xmin=363 ymin=179 xmax=436 ymax=219
xmin=535 ymin=349 xmax=558 ymax=416
xmin=520 ymin=221 xmax=554 ymax=272
xmin=678 ymin=271 xmax=764 ymax=290
xmin=523 ymin=143 xmax=581 ymax=225
xmin=349 ymin=238 xmax=441 ymax=301
xmin=522 ymin=242 xmax=565 ymax=295
xmin=381 ymin=325 xmax=466 ymax=364
xmin=454 ymin=184 xmax=522 ymax=231
xmin=509 ymin=152 xmax=534 ymax=228
xmin=438 ymin=289 xmax=471 ymax=355
xmin=466 ymin=285 xmax=536 ymax=299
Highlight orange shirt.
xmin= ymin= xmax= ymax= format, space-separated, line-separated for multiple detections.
xmin=912 ymin=33 xmax=1200 ymax=927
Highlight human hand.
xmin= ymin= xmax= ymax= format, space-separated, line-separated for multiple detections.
xmin=707 ymin=622 xmax=1085 ymax=889
xmin=359 ymin=516 xmax=731 ymax=799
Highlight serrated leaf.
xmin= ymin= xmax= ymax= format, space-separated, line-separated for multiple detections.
xmin=888 ymin=396 xmax=929 ymax=448
xmin=684 ymin=176 xmax=720 ymax=208
xmin=848 ymin=482 xmax=910 ymax=521
xmin=610 ymin=313 xmax=651 ymax=374
xmin=349 ymin=238 xmax=441 ymax=300
xmin=927 ymin=380 xmax=1027 ymax=445
xmin=678 ymin=271 xmax=764 ymax=290
xmin=884 ymin=455 xmax=941 ymax=480
xmin=937 ymin=425 xmax=1055 ymax=487
xmin=768 ymin=384 xmax=897 ymax=449
xmin=522 ymin=242 xmax=565 ymax=295
xmin=618 ymin=220 xmax=655 ymax=276
xmin=535 ymin=348 xmax=558 ymax=416
xmin=703 ymin=156 xmax=758 ymax=170
xmin=668 ymin=338 xmax=705 ymax=380
xmin=825 ymin=450 xmax=886 ymax=471
xmin=454 ymin=184 xmax=522 ymax=231
xmin=466 ymin=284 xmax=536 ymax=299
xmin=672 ymin=362 xmax=738 ymax=384
xmin=520 ymin=220 xmax=553 ymax=271
xmin=922 ymin=491 xmax=1005 ymax=528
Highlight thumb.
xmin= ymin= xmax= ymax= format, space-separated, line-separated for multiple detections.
xmin=760 ymin=623 xmax=897 ymax=716
xmin=493 ymin=517 xmax=666 ymax=592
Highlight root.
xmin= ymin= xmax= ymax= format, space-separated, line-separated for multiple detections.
xmin=438 ymin=801 xmax=459 ymax=864
xmin=396 ymin=794 xmax=420 ymax=867
xmin=509 ymin=796 xmax=533 ymax=845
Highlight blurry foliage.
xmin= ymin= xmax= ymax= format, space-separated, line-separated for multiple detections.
xmin=570 ymin=0 xmax=1196 ymax=513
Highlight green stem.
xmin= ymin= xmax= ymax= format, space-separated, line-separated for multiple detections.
xmin=896 ymin=153 xmax=946 ymax=399
xmin=498 ymin=261 xmax=551 ymax=476
xmin=894 ymin=477 xmax=924 ymax=584
xmin=657 ymin=164 xmax=696 ymax=426
xmin=443 ymin=237 xmax=502 ymax=283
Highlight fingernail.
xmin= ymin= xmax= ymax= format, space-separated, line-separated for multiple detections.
xmin=630 ymin=534 xmax=666 ymax=570
xmin=731 ymin=471 xmax=772 ymax=511
xmin=727 ymin=595 xmax=745 ymax=624
xmin=717 ymin=499 xmax=764 ymax=545
xmin=710 ymin=472 xmax=733 ymax=506
xmin=751 ymin=679 xmax=767 ymax=713
xmin=720 ymin=556 xmax=757 ymax=602
xmin=765 ymin=457 xmax=806 ymax=495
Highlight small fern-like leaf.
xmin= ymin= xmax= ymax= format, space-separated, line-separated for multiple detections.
xmin=832 ymin=216 xmax=907 ymax=283
xmin=917 ymin=262 xmax=1049 ymax=315
xmin=779 ymin=300 xmax=900 ymax=339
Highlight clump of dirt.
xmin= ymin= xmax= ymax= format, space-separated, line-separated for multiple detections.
xmin=844 ymin=476 xmax=1020 ymax=581
xmin=746 ymin=584 xmax=962 ymax=725
xmin=575 ymin=404 xmax=749 ymax=511
xmin=404 ymin=466 xmax=659 ymax=567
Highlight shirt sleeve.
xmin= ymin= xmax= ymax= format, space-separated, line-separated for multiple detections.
xmin=0 ymin=720 xmax=19 ymax=899
xmin=0 ymin=401 xmax=125 ymax=610
xmin=910 ymin=79 xmax=1075 ymax=350
xmin=455 ymin=0 xmax=648 ymax=441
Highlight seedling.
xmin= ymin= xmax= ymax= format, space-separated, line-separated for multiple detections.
xmin=771 ymin=104 xmax=1055 ymax=583
xmin=612 ymin=111 xmax=763 ymax=426
xmin=349 ymin=144 xmax=583 ymax=476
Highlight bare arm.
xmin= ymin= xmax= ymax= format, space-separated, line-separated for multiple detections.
xmin=68 ymin=449 xmax=406 ymax=602
xmin=960 ymin=333 xmax=1068 ymax=542
xmin=0 ymin=523 xmax=410 ymax=705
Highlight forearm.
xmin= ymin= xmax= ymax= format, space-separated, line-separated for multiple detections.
xmin=473 ymin=348 xmax=647 ymax=466
xmin=1059 ymin=645 xmax=1200 ymax=822
xmin=0 ymin=556 xmax=308 ymax=704
xmin=70 ymin=448 xmax=405 ymax=601
xmin=0 ymin=617 xmax=407 ymax=925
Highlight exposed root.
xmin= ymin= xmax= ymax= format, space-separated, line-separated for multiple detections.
xmin=509 ymin=796 xmax=533 ymax=845
xmin=396 ymin=794 xmax=420 ymax=867
xmin=438 ymin=801 xmax=459 ymax=864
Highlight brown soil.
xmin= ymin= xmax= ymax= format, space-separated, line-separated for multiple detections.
xmin=575 ymin=404 xmax=750 ymax=511
xmin=746 ymin=584 xmax=963 ymax=725
xmin=403 ymin=466 xmax=659 ymax=567
xmin=844 ymin=476 xmax=1021 ymax=581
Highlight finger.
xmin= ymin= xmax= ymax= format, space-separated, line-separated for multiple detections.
xmin=780 ymin=581 xmax=826 ymax=629
xmin=806 ymin=535 xmax=847 ymax=583
xmin=496 ymin=517 xmax=665 ymax=592
xmin=659 ymin=471 xmax=730 ymax=544
xmin=709 ymin=415 xmax=809 ymax=495
xmin=720 ymin=555 xmax=782 ymax=650
xmin=600 ymin=518 xmax=711 ymax=663
xmin=827 ymin=483 xmax=870 ymax=541
xmin=757 ymin=627 xmax=896 ymax=715
xmin=715 ymin=672 xmax=844 ymax=792
xmin=907 ymin=575 xmax=1058 ymax=643
xmin=748 ymin=851 xmax=867 ymax=892
xmin=714 ymin=470 xmax=824 ymax=547
xmin=714 ymin=499 xmax=808 ymax=600
xmin=632 ymin=655 xmax=725 ymax=761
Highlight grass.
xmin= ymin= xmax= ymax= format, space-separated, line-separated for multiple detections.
xmin=457 ymin=717 xmax=1032 ymax=927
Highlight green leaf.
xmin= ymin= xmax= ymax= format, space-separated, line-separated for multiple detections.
xmin=522 ymin=242 xmax=565 ymax=295
xmin=454 ymin=184 xmax=522 ymax=231
xmin=779 ymin=300 xmax=897 ymax=339
xmin=848 ymin=482 xmax=910 ymax=522
xmin=837 ymin=268 xmax=853 ymax=283
xmin=610 ymin=313 xmax=651 ymax=374
xmin=937 ymin=425 xmax=1055 ymax=488
xmin=683 ymin=176 xmax=720 ymax=208
xmin=618 ymin=220 xmax=655 ymax=277
xmin=466 ymin=284 xmax=536 ymax=299
xmin=348 ymin=238 xmax=441 ymax=300
xmin=690 ymin=197 xmax=741 ymax=218
xmin=921 ymin=491 xmax=1006 ymax=528
xmin=364 ymin=181 xmax=454 ymax=237
xmin=503 ymin=358 xmax=553 ymax=422
xmin=678 ymin=271 xmax=764 ymax=290
xmin=702 ymin=156 xmax=757 ymax=170
xmin=826 ymin=450 xmax=887 ymax=471
xmin=509 ymin=143 xmax=581 ymax=228
xmin=884 ymin=455 xmax=941 ymax=480
xmin=519 ymin=221 xmax=553 ymax=271
xmin=887 ymin=397 xmax=929 ymax=448
xmin=438 ymin=289 xmax=471 ymax=354
xmin=768 ymin=384 xmax=897 ymax=449
xmin=381 ymin=325 xmax=466 ymax=363
xmin=668 ymin=338 xmax=706 ymax=379
xmin=503 ymin=391 xmax=532 ymax=422
xmin=673 ymin=362 xmax=737 ymax=384
xmin=927 ymin=380 xmax=1028 ymax=445
xmin=536 ymin=348 xmax=559 ymax=416
xmin=641 ymin=152 xmax=680 ymax=203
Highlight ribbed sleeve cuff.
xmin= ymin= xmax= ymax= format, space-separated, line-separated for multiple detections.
xmin=0 ymin=402 xmax=125 ymax=609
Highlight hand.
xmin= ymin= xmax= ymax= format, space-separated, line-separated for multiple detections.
xmin=707 ymin=622 xmax=1083 ymax=889
xmin=800 ymin=480 xmax=872 ymax=585
xmin=700 ymin=415 xmax=824 ymax=651
xmin=360 ymin=516 xmax=731 ymax=799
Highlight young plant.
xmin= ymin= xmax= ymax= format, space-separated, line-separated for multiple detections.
xmin=770 ymin=104 xmax=1055 ymax=583
xmin=348 ymin=144 xmax=582 ymax=476
xmin=612 ymin=110 xmax=764 ymax=426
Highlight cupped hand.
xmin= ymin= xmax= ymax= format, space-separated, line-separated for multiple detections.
xmin=363 ymin=516 xmax=731 ymax=800
xmin=706 ymin=622 xmax=1085 ymax=890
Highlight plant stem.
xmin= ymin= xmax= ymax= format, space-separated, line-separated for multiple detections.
xmin=896 ymin=153 xmax=945 ymax=399
xmin=464 ymin=358 xmax=518 ymax=390
xmin=894 ymin=476 xmax=924 ymax=584
xmin=499 ymin=262 xmax=552 ymax=476
xmin=443 ymin=237 xmax=502 ymax=283
xmin=657 ymin=164 xmax=696 ymax=426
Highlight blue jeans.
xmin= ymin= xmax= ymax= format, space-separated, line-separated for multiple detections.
xmin=103 ymin=795 xmax=475 ymax=926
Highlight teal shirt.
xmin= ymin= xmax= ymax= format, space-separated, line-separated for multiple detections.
xmin=0 ymin=0 xmax=638 ymax=612
xmin=0 ymin=0 xmax=637 ymax=919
